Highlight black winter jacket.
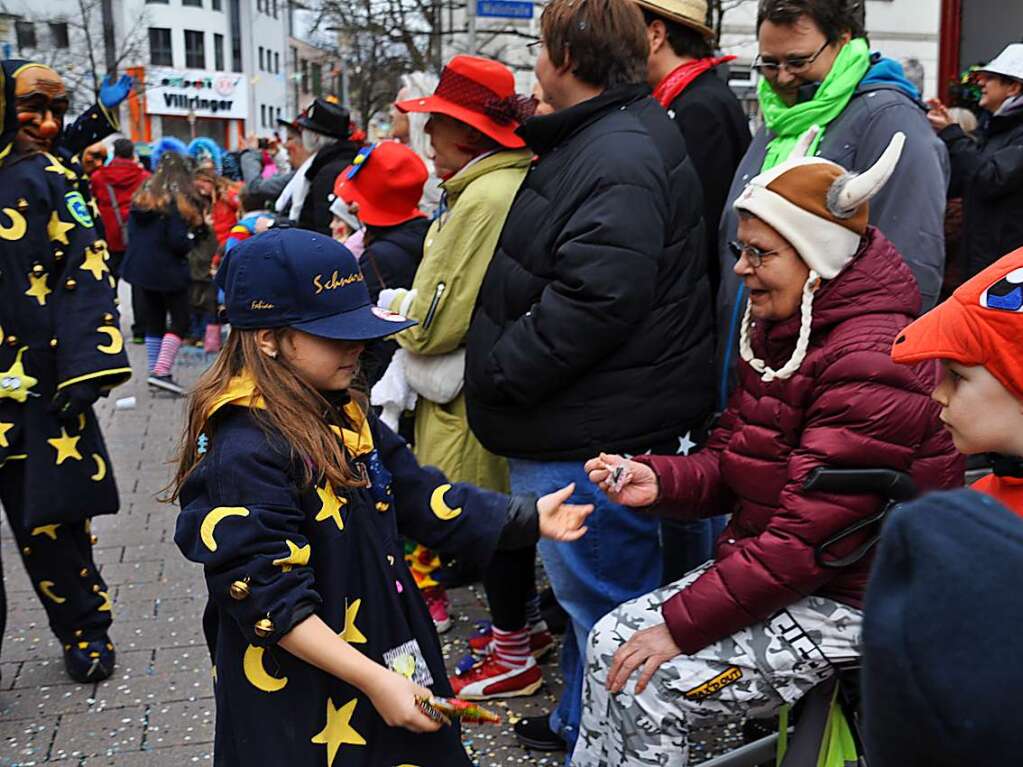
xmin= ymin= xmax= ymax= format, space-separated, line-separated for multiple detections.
xmin=940 ymin=100 xmax=1023 ymax=278
xmin=296 ymin=140 xmax=360 ymax=236
xmin=360 ymin=217 xmax=429 ymax=387
xmin=664 ymin=69 xmax=750 ymax=294
xmin=465 ymin=84 xmax=716 ymax=461
xmin=121 ymin=207 xmax=196 ymax=292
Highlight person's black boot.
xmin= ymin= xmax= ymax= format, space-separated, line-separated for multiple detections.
xmin=64 ymin=636 xmax=116 ymax=683
xmin=514 ymin=715 xmax=567 ymax=751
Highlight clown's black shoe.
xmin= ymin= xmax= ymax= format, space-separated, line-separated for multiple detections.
xmin=64 ymin=636 xmax=116 ymax=683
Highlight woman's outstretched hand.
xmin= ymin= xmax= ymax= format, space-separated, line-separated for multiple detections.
xmin=584 ymin=453 xmax=659 ymax=508
xmin=537 ymin=483 xmax=593 ymax=542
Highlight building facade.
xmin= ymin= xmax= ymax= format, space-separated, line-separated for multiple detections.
xmin=0 ymin=0 xmax=290 ymax=149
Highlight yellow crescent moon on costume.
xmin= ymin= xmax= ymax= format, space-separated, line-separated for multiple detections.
xmin=430 ymin=484 xmax=462 ymax=520
xmin=90 ymin=453 xmax=107 ymax=481
xmin=244 ymin=645 xmax=288 ymax=692
xmin=97 ymin=590 xmax=112 ymax=612
xmin=96 ymin=326 xmax=124 ymax=355
xmin=200 ymin=506 xmax=250 ymax=552
xmin=0 ymin=208 xmax=26 ymax=240
xmin=39 ymin=580 xmax=66 ymax=604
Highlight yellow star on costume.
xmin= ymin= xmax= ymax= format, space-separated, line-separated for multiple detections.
xmin=340 ymin=599 xmax=367 ymax=644
xmin=0 ymin=348 xmax=39 ymax=403
xmin=272 ymin=539 xmax=311 ymax=573
xmin=43 ymin=153 xmax=77 ymax=181
xmin=0 ymin=421 xmax=12 ymax=448
xmin=311 ymin=697 xmax=366 ymax=765
xmin=80 ymin=245 xmax=109 ymax=280
xmin=315 ymin=482 xmax=347 ymax=531
xmin=48 ymin=210 xmax=74 ymax=245
xmin=31 ymin=523 xmax=61 ymax=540
xmin=47 ymin=427 xmax=83 ymax=465
xmin=25 ymin=272 xmax=52 ymax=305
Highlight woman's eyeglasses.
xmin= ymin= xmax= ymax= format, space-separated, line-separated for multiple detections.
xmin=728 ymin=240 xmax=788 ymax=268
xmin=752 ymin=40 xmax=830 ymax=76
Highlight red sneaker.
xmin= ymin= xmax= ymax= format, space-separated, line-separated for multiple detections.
xmin=450 ymin=655 xmax=543 ymax=700
xmin=423 ymin=586 xmax=452 ymax=633
xmin=468 ymin=623 xmax=555 ymax=660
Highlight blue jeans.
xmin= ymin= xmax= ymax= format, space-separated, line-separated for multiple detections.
xmin=660 ymin=516 xmax=727 ymax=585
xmin=508 ymin=459 xmax=663 ymax=758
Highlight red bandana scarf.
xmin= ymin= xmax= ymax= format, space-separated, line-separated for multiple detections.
xmin=653 ymin=55 xmax=736 ymax=108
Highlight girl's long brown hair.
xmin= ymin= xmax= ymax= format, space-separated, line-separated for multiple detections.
xmin=167 ymin=329 xmax=368 ymax=502
xmin=132 ymin=151 xmax=205 ymax=228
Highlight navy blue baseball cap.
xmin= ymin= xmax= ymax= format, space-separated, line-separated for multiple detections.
xmin=215 ymin=226 xmax=416 ymax=340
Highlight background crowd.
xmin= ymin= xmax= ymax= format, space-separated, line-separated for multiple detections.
xmin=2 ymin=0 xmax=1023 ymax=765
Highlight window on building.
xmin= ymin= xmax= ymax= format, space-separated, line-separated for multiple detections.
xmin=149 ymin=27 xmax=173 ymax=66
xmin=214 ymin=33 xmax=225 ymax=71
xmin=258 ymin=46 xmax=264 ymax=70
xmin=49 ymin=22 xmax=70 ymax=49
xmin=311 ymin=62 xmax=322 ymax=97
xmin=145 ymin=0 xmax=169 ymax=4
xmin=274 ymin=51 xmax=280 ymax=74
xmin=230 ymin=0 xmax=242 ymax=71
xmin=256 ymin=0 xmax=263 ymax=12
xmin=184 ymin=29 xmax=205 ymax=69
xmin=15 ymin=21 xmax=37 ymax=50
xmin=301 ymin=59 xmax=309 ymax=93
xmin=260 ymin=104 xmax=267 ymax=128
xmin=182 ymin=0 xmax=202 ymax=6
xmin=272 ymin=0 xmax=278 ymax=18
xmin=212 ymin=0 xmax=222 ymax=9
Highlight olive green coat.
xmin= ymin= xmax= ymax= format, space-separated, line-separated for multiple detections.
xmin=391 ymin=149 xmax=532 ymax=492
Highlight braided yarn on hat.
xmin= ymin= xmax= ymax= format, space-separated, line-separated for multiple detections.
xmin=740 ymin=270 xmax=821 ymax=382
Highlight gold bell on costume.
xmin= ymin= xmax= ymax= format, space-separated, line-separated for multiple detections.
xmin=254 ymin=617 xmax=274 ymax=638
xmin=229 ymin=579 xmax=251 ymax=600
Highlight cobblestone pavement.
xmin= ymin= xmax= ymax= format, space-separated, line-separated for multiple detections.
xmin=1 ymin=302 xmax=741 ymax=766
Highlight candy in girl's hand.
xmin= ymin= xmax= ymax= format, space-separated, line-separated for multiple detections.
xmin=417 ymin=695 xmax=502 ymax=725
xmin=609 ymin=464 xmax=630 ymax=493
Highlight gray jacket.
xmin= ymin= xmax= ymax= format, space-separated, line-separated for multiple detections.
xmin=715 ymin=81 xmax=949 ymax=407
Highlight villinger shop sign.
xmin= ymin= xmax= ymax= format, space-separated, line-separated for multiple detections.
xmin=145 ymin=68 xmax=250 ymax=121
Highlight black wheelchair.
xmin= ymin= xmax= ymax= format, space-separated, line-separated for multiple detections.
xmin=698 ymin=467 xmax=917 ymax=767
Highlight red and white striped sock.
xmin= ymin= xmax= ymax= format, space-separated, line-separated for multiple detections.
xmin=153 ymin=333 xmax=183 ymax=376
xmin=492 ymin=626 xmax=531 ymax=668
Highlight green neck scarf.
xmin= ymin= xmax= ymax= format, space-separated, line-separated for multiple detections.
xmin=758 ymin=38 xmax=871 ymax=171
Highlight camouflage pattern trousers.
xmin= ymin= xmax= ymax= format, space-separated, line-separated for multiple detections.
xmin=571 ymin=563 xmax=862 ymax=767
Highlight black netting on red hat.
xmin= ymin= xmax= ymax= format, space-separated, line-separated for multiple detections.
xmin=435 ymin=68 xmax=537 ymax=126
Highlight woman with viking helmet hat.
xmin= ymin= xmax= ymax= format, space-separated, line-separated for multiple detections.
xmin=574 ymin=132 xmax=963 ymax=766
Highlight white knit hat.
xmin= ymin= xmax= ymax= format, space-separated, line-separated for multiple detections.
xmin=733 ymin=128 xmax=906 ymax=382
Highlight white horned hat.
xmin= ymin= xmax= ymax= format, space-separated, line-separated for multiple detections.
xmin=733 ymin=127 xmax=906 ymax=382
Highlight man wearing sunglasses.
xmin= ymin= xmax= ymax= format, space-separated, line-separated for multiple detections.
xmin=715 ymin=0 xmax=949 ymax=409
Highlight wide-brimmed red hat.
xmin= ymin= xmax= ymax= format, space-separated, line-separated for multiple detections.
xmin=334 ymin=142 xmax=428 ymax=228
xmin=395 ymin=55 xmax=534 ymax=149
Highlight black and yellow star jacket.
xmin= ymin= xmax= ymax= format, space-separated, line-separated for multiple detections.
xmin=175 ymin=376 xmax=539 ymax=767
xmin=0 ymin=149 xmax=132 ymax=525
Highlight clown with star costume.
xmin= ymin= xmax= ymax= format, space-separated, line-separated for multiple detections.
xmin=0 ymin=59 xmax=131 ymax=683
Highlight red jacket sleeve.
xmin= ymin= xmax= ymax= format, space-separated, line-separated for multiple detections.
xmin=660 ymin=344 xmax=944 ymax=655
xmin=632 ymin=401 xmax=741 ymax=519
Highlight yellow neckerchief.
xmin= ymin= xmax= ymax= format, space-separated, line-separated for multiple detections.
xmin=207 ymin=373 xmax=375 ymax=458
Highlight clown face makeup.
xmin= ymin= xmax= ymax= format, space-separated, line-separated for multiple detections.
xmin=14 ymin=65 xmax=68 ymax=155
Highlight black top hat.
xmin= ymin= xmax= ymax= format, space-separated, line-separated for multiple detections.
xmin=294 ymin=98 xmax=351 ymax=140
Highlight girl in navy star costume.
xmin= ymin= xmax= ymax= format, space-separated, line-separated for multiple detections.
xmin=171 ymin=227 xmax=592 ymax=766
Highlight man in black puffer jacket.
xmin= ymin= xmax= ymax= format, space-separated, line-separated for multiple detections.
xmin=464 ymin=0 xmax=715 ymax=753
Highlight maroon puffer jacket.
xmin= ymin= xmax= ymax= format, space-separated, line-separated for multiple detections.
xmin=636 ymin=228 xmax=964 ymax=655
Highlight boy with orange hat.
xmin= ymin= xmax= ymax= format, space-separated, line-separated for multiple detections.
xmin=891 ymin=247 xmax=1023 ymax=514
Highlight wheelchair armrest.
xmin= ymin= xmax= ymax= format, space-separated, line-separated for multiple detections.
xmin=802 ymin=467 xmax=917 ymax=501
